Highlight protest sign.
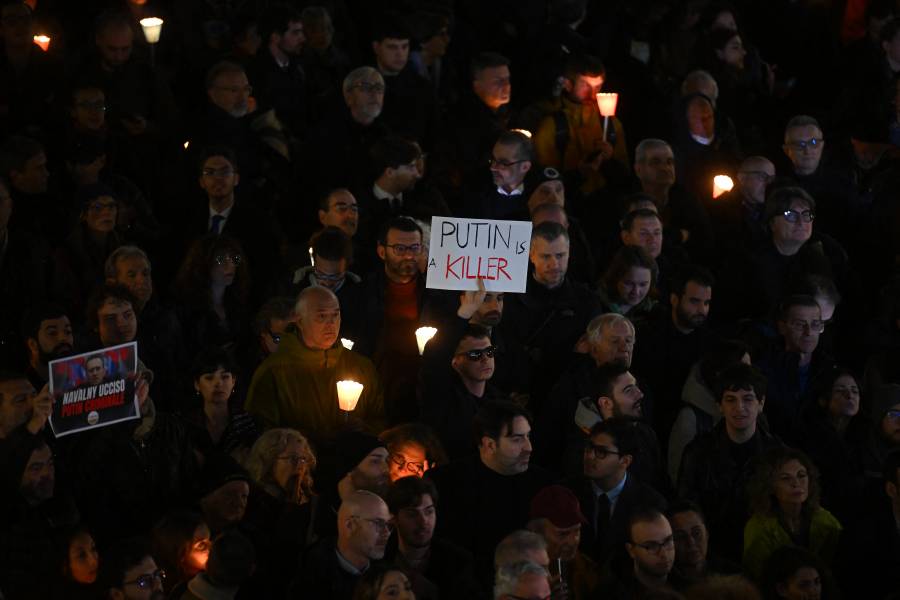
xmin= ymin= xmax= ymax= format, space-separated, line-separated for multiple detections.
xmin=48 ymin=342 xmax=140 ymax=437
xmin=426 ymin=216 xmax=532 ymax=293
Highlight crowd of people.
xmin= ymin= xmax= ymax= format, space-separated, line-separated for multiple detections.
xmin=2 ymin=0 xmax=900 ymax=598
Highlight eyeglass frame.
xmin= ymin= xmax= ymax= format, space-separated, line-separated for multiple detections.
xmin=87 ymin=199 xmax=118 ymax=212
xmin=201 ymin=166 xmax=236 ymax=178
xmin=781 ymin=209 xmax=815 ymax=223
xmin=122 ymin=568 xmax=166 ymax=589
xmin=213 ymin=254 xmax=243 ymax=266
xmin=276 ymin=454 xmax=309 ymax=467
xmin=785 ymin=137 xmax=823 ymax=151
xmin=351 ymin=82 xmax=385 ymax=95
xmin=489 ymin=156 xmax=527 ymax=169
xmin=629 ymin=535 xmax=675 ymax=555
xmin=390 ymin=453 xmax=426 ymax=476
xmin=384 ymin=243 xmax=422 ymax=255
xmin=783 ymin=318 xmax=825 ymax=334
xmin=885 ymin=410 xmax=900 ymax=422
xmin=583 ymin=443 xmax=622 ymax=460
xmin=352 ymin=516 xmax=394 ymax=533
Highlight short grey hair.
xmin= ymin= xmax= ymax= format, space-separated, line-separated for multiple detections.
xmin=342 ymin=66 xmax=384 ymax=95
xmin=635 ymin=138 xmax=672 ymax=163
xmin=681 ymin=70 xmax=719 ymax=103
xmin=784 ymin=115 xmax=822 ymax=139
xmin=295 ymin=285 xmax=339 ymax=318
xmin=104 ymin=245 xmax=150 ymax=280
xmin=586 ymin=313 xmax=634 ymax=345
xmin=494 ymin=561 xmax=549 ymax=600
xmin=494 ymin=530 xmax=547 ymax=569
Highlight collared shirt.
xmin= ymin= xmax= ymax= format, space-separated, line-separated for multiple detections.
xmin=335 ymin=548 xmax=369 ymax=576
xmin=593 ymin=471 xmax=628 ymax=515
xmin=496 ymin=183 xmax=524 ymax=197
xmin=373 ymin=183 xmax=403 ymax=211
xmin=208 ymin=202 xmax=234 ymax=233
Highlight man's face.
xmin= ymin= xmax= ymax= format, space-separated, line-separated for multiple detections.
xmin=351 ymin=448 xmax=391 ymax=497
xmin=318 ymin=190 xmax=359 ymax=236
xmin=687 ymin=97 xmax=715 ymax=139
xmin=736 ymin=162 xmax=775 ymax=205
xmin=451 ymin=336 xmax=495 ymax=383
xmin=884 ymin=31 xmax=900 ymax=65
xmin=672 ymin=282 xmax=712 ymax=331
xmin=377 ymin=228 xmax=422 ymax=283
xmin=616 ymin=267 xmax=652 ymax=307
xmin=770 ymin=198 xmax=814 ymax=248
xmin=348 ymin=496 xmax=392 ymax=561
xmin=71 ymin=88 xmax=107 ymax=131
xmin=881 ymin=403 xmax=900 ymax=445
xmin=344 ymin=74 xmax=385 ymax=124
xmin=567 ymin=74 xmax=604 ymax=104
xmin=373 ymin=37 xmax=410 ymax=74
xmin=635 ymin=146 xmax=676 ymax=188
xmin=114 ymin=256 xmax=153 ymax=308
xmin=275 ymin=20 xmax=305 ymax=56
xmin=388 ymin=442 xmax=428 ymax=481
xmin=528 ymin=180 xmax=565 ymax=212
xmin=490 ymin=142 xmax=530 ymax=191
xmin=97 ymin=298 xmax=138 ymax=345
xmin=778 ymin=304 xmax=823 ymax=355
xmin=670 ymin=510 xmax=708 ymax=570
xmin=503 ymin=573 xmax=551 ymax=600
xmin=622 ymin=216 xmax=663 ymax=259
xmin=20 ymin=444 xmax=54 ymax=504
xmin=484 ymin=416 xmax=532 ymax=475
xmin=82 ymin=194 xmax=117 ymax=234
xmin=591 ymin=321 xmax=635 ymax=367
xmin=314 ymin=256 xmax=348 ymax=291
xmin=473 ymin=65 xmax=511 ymax=110
xmin=208 ymin=71 xmax=252 ymax=118
xmin=387 ymin=158 xmax=421 ymax=192
xmin=0 ymin=4 xmax=33 ymax=48
xmin=32 ymin=316 xmax=74 ymax=364
xmin=201 ymin=480 xmax=249 ymax=527
xmin=784 ymin=125 xmax=824 ymax=176
xmin=719 ymin=388 xmax=764 ymax=435
xmin=471 ymin=292 xmax=503 ymax=327
xmin=584 ymin=432 xmax=627 ymax=482
xmin=96 ymin=25 xmax=133 ymax=70
xmin=601 ymin=372 xmax=644 ymax=419
xmin=298 ymin=293 xmax=340 ymax=350
xmin=85 ymin=358 xmax=106 ymax=385
xmin=779 ymin=567 xmax=822 ymax=600
xmin=114 ymin=556 xmax=165 ymax=600
xmin=542 ymin=520 xmax=581 ymax=562
xmin=529 ymin=235 xmax=569 ymax=289
xmin=0 ymin=379 xmax=35 ymax=436
xmin=199 ymin=155 xmax=239 ymax=200
xmin=11 ymin=152 xmax=49 ymax=194
xmin=395 ymin=493 xmax=436 ymax=549
xmin=627 ymin=516 xmax=675 ymax=581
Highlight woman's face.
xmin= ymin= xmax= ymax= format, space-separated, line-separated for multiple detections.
xmin=773 ymin=459 xmax=809 ymax=508
xmin=210 ymin=251 xmax=240 ymax=287
xmin=717 ymin=35 xmax=746 ymax=70
xmin=615 ymin=267 xmax=652 ymax=307
xmin=826 ymin=374 xmax=859 ymax=419
xmin=194 ymin=368 xmax=235 ymax=406
xmin=377 ymin=570 xmax=415 ymax=600
xmin=271 ymin=438 xmax=309 ymax=495
xmin=82 ymin=195 xmax=118 ymax=234
xmin=777 ymin=566 xmax=822 ymax=600
xmin=68 ymin=532 xmax=99 ymax=584
xmin=183 ymin=523 xmax=211 ymax=576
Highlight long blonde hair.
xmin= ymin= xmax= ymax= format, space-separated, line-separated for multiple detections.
xmin=245 ymin=428 xmax=316 ymax=502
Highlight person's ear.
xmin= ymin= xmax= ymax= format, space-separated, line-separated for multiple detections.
xmin=669 ymin=292 xmax=678 ymax=308
xmin=521 ymin=161 xmax=532 ymax=175
xmin=193 ymin=380 xmax=200 ymax=393
xmin=481 ymin=436 xmax=497 ymax=453
xmin=885 ymin=480 xmax=898 ymax=500
xmin=597 ymin=395 xmax=613 ymax=418
xmin=377 ymin=244 xmax=386 ymax=261
xmin=26 ymin=338 xmax=38 ymax=356
xmin=561 ymin=77 xmax=574 ymax=93
xmin=757 ymin=396 xmax=765 ymax=410
xmin=619 ymin=453 xmax=633 ymax=470
xmin=625 ymin=541 xmax=637 ymax=561
xmin=233 ymin=172 xmax=240 ymax=187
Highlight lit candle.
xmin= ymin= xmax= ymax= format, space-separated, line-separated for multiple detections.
xmin=139 ymin=17 xmax=164 ymax=44
xmin=336 ymin=380 xmax=364 ymax=412
xmin=712 ymin=175 xmax=734 ymax=199
xmin=510 ymin=128 xmax=532 ymax=138
xmin=183 ymin=140 xmax=190 ymax=150
xmin=595 ymin=93 xmax=619 ymax=142
xmin=415 ymin=327 xmax=437 ymax=355
xmin=33 ymin=35 xmax=50 ymax=52
xmin=308 ymin=247 xmax=315 ymax=267
xmin=340 ymin=338 xmax=354 ymax=350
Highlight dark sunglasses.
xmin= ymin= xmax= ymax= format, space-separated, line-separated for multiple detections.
xmin=457 ymin=345 xmax=496 ymax=361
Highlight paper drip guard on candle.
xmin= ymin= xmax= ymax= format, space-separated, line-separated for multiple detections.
xmin=595 ymin=92 xmax=619 ymax=142
xmin=510 ymin=128 xmax=532 ymax=138
xmin=336 ymin=380 xmax=364 ymax=411
xmin=712 ymin=175 xmax=734 ymax=199
xmin=340 ymin=338 xmax=355 ymax=350
xmin=140 ymin=17 xmax=164 ymax=44
xmin=415 ymin=327 xmax=437 ymax=355
xmin=33 ymin=35 xmax=50 ymax=52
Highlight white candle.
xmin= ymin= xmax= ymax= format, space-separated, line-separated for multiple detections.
xmin=510 ymin=128 xmax=532 ymax=138
xmin=340 ymin=338 xmax=354 ymax=350
xmin=336 ymin=380 xmax=363 ymax=411
xmin=415 ymin=327 xmax=437 ymax=355
xmin=33 ymin=35 xmax=50 ymax=52
xmin=712 ymin=175 xmax=734 ymax=199
xmin=140 ymin=17 xmax=164 ymax=44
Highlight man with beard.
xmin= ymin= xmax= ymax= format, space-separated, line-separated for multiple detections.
xmin=102 ymin=538 xmax=167 ymax=600
xmin=21 ymin=304 xmax=74 ymax=390
xmin=246 ymin=286 xmax=385 ymax=446
xmin=297 ymin=491 xmax=392 ymax=600
xmin=427 ymin=401 xmax=555 ymax=588
xmin=463 ymin=130 xmax=533 ymax=221
xmin=633 ymin=264 xmax=718 ymax=444
xmin=384 ymin=476 xmax=479 ymax=598
xmin=0 ymin=373 xmax=52 ymax=440
xmin=527 ymin=485 xmax=601 ymax=600
xmin=600 ymin=509 xmax=677 ymax=597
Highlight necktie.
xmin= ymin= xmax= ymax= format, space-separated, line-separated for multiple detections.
xmin=595 ymin=493 xmax=611 ymax=538
xmin=210 ymin=214 xmax=225 ymax=235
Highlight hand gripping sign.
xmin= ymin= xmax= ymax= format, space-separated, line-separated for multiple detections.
xmin=426 ymin=216 xmax=532 ymax=293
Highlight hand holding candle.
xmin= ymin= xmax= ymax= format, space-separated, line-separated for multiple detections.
xmin=415 ymin=327 xmax=437 ymax=355
xmin=712 ymin=175 xmax=734 ymax=199
xmin=336 ymin=380 xmax=363 ymax=412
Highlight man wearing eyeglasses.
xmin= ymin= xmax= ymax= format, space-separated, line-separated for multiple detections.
xmin=102 ymin=539 xmax=166 ymax=600
xmin=463 ymin=130 xmax=533 ymax=221
xmin=757 ymin=295 xmax=834 ymax=441
xmin=599 ymin=508 xmax=676 ymax=597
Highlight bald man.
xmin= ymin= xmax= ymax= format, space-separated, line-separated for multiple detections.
xmin=245 ymin=287 xmax=385 ymax=443
xmin=297 ymin=490 xmax=392 ymax=599
xmin=707 ymin=155 xmax=775 ymax=252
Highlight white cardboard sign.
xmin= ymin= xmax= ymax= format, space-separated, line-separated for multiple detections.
xmin=426 ymin=216 xmax=532 ymax=293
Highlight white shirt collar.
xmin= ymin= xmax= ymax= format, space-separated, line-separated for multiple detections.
xmin=496 ymin=184 xmax=524 ymax=196
xmin=373 ymin=183 xmax=401 ymax=202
